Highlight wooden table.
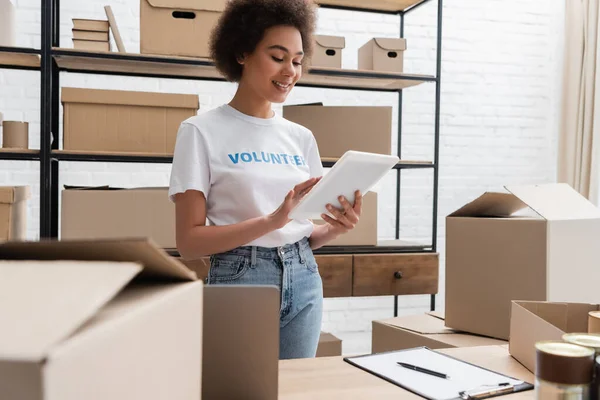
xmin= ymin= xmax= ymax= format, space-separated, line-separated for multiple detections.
xmin=278 ymin=345 xmax=535 ymax=399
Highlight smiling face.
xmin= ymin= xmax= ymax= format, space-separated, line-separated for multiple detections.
xmin=239 ymin=25 xmax=304 ymax=104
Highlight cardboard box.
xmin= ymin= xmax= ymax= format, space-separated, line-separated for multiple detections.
xmin=0 ymin=186 xmax=30 ymax=241
xmin=61 ymin=186 xmax=176 ymax=249
xmin=311 ymin=35 xmax=345 ymax=69
xmin=72 ymin=19 xmax=109 ymax=32
xmin=445 ymin=183 xmax=600 ymax=340
xmin=72 ymin=29 xmax=109 ymax=41
xmin=316 ymin=332 xmax=342 ymax=357
xmin=358 ymin=38 xmax=407 ymax=73
xmin=313 ymin=192 xmax=377 ymax=246
xmin=72 ymin=39 xmax=110 ymax=52
xmin=372 ymin=313 xmax=506 ymax=354
xmin=509 ymin=300 xmax=599 ymax=373
xmin=0 ymin=238 xmax=203 ymax=400
xmin=283 ymin=104 xmax=392 ymax=158
xmin=140 ymin=0 xmax=226 ymax=58
xmin=61 ymin=87 xmax=199 ymax=154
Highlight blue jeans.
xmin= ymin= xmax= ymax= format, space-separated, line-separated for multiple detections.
xmin=207 ymin=237 xmax=323 ymax=360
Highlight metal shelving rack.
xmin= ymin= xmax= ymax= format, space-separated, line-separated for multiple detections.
xmin=0 ymin=0 xmax=442 ymax=313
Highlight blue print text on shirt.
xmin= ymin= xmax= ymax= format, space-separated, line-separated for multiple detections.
xmin=228 ymin=151 xmax=306 ymax=166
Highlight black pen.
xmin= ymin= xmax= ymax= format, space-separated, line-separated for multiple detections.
xmin=397 ymin=362 xmax=450 ymax=379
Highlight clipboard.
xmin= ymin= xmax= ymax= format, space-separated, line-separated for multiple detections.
xmin=344 ymin=347 xmax=534 ymax=400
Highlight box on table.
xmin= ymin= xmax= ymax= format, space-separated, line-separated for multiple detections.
xmin=372 ymin=312 xmax=506 ymax=354
xmin=445 ymin=183 xmax=600 ymax=340
xmin=0 ymin=186 xmax=30 ymax=241
xmin=509 ymin=300 xmax=600 ymax=373
xmin=311 ymin=35 xmax=345 ymax=69
xmin=313 ymin=192 xmax=377 ymax=246
xmin=283 ymin=104 xmax=392 ymax=158
xmin=316 ymin=332 xmax=342 ymax=357
xmin=358 ymin=38 xmax=407 ymax=73
xmin=61 ymin=87 xmax=199 ymax=154
xmin=0 ymin=238 xmax=203 ymax=400
xmin=61 ymin=186 xmax=176 ymax=249
xmin=140 ymin=0 xmax=226 ymax=58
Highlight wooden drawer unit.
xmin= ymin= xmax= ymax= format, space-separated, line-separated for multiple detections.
xmin=315 ymin=255 xmax=353 ymax=298
xmin=352 ymin=253 xmax=439 ymax=297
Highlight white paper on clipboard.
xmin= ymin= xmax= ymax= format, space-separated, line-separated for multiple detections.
xmin=345 ymin=347 xmax=526 ymax=400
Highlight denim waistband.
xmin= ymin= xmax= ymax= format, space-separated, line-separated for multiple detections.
xmin=218 ymin=236 xmax=311 ymax=261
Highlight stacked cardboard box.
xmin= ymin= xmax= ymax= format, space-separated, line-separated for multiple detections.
xmin=0 ymin=186 xmax=30 ymax=241
xmin=72 ymin=18 xmax=110 ymax=52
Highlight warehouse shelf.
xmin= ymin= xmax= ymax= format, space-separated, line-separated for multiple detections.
xmin=317 ymin=0 xmax=429 ymax=14
xmin=52 ymin=48 xmax=434 ymax=92
xmin=0 ymin=47 xmax=41 ymax=71
xmin=53 ymin=150 xmax=434 ymax=169
xmin=0 ymin=149 xmax=41 ymax=161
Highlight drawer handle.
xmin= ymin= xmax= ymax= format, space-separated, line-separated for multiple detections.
xmin=394 ymin=271 xmax=403 ymax=280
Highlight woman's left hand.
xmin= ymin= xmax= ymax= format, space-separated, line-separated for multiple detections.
xmin=321 ymin=190 xmax=363 ymax=236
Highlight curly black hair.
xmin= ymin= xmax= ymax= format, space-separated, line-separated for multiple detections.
xmin=209 ymin=0 xmax=317 ymax=82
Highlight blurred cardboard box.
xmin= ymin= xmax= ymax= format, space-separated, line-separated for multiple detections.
xmin=372 ymin=312 xmax=506 ymax=354
xmin=140 ymin=0 xmax=226 ymax=58
xmin=283 ymin=104 xmax=392 ymax=158
xmin=311 ymin=35 xmax=345 ymax=69
xmin=0 ymin=186 xmax=30 ymax=241
xmin=0 ymin=238 xmax=203 ymax=400
xmin=358 ymin=38 xmax=407 ymax=73
xmin=316 ymin=332 xmax=342 ymax=357
xmin=61 ymin=186 xmax=176 ymax=249
xmin=445 ymin=183 xmax=600 ymax=340
xmin=509 ymin=300 xmax=599 ymax=373
xmin=61 ymin=87 xmax=198 ymax=154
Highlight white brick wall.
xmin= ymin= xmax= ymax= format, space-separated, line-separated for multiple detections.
xmin=0 ymin=0 xmax=563 ymax=355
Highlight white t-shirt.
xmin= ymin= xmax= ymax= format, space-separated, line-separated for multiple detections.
xmin=168 ymin=104 xmax=324 ymax=248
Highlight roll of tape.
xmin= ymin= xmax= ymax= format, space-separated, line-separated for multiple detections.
xmin=563 ymin=333 xmax=600 ymax=353
xmin=2 ymin=121 xmax=29 ymax=149
xmin=535 ymin=341 xmax=595 ymax=385
xmin=590 ymin=312 xmax=600 ymax=334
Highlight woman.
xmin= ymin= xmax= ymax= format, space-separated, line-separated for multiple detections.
xmin=168 ymin=0 xmax=362 ymax=360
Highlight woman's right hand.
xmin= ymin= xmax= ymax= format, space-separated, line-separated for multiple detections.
xmin=268 ymin=177 xmax=321 ymax=229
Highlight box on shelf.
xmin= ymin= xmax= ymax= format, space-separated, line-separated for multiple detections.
xmin=61 ymin=186 xmax=176 ymax=249
xmin=140 ymin=0 xmax=226 ymax=58
xmin=283 ymin=104 xmax=392 ymax=158
xmin=72 ymin=18 xmax=109 ymax=32
xmin=372 ymin=313 xmax=506 ymax=354
xmin=316 ymin=332 xmax=342 ymax=357
xmin=0 ymin=238 xmax=203 ymax=400
xmin=0 ymin=186 xmax=30 ymax=241
xmin=311 ymin=35 xmax=345 ymax=69
xmin=313 ymin=191 xmax=377 ymax=246
xmin=445 ymin=183 xmax=600 ymax=340
xmin=358 ymin=38 xmax=407 ymax=73
xmin=61 ymin=87 xmax=199 ymax=154
xmin=509 ymin=300 xmax=599 ymax=373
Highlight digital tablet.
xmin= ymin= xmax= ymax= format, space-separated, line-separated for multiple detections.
xmin=289 ymin=150 xmax=399 ymax=220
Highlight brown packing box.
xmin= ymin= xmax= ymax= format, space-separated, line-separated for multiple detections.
xmin=314 ymin=192 xmax=377 ymax=246
xmin=283 ymin=104 xmax=392 ymax=158
xmin=445 ymin=183 xmax=600 ymax=340
xmin=0 ymin=238 xmax=203 ymax=400
xmin=140 ymin=0 xmax=226 ymax=58
xmin=0 ymin=186 xmax=30 ymax=241
xmin=509 ymin=300 xmax=599 ymax=373
xmin=61 ymin=186 xmax=176 ymax=249
xmin=311 ymin=35 xmax=345 ymax=69
xmin=372 ymin=313 xmax=506 ymax=354
xmin=61 ymin=87 xmax=199 ymax=154
xmin=316 ymin=332 xmax=342 ymax=357
xmin=358 ymin=38 xmax=407 ymax=73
